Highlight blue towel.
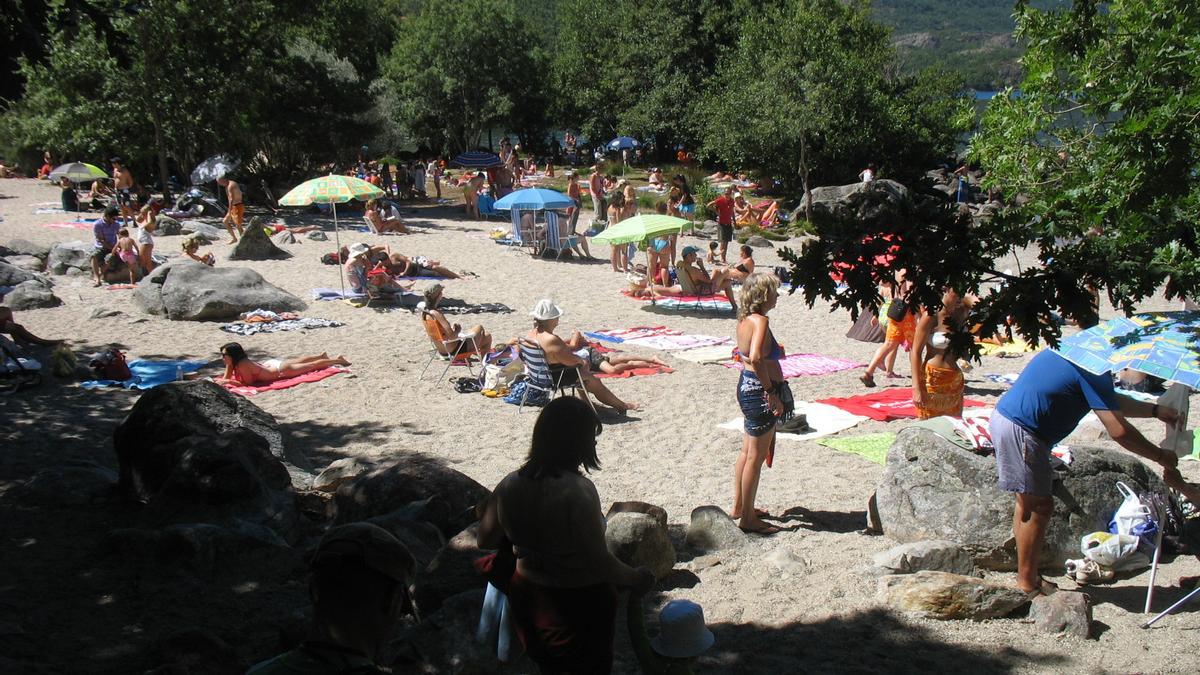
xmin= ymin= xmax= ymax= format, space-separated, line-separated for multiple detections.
xmin=312 ymin=288 xmax=367 ymax=301
xmin=81 ymin=359 xmax=207 ymax=390
xmin=583 ymin=331 xmax=624 ymax=344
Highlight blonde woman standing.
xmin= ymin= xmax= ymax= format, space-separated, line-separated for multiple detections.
xmin=733 ymin=272 xmax=786 ymax=535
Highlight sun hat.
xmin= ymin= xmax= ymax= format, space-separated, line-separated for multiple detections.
xmin=681 ymin=246 xmax=700 ymax=258
xmin=347 ymin=242 xmax=371 ymax=258
xmin=311 ymin=522 xmax=416 ymax=583
xmin=530 ymin=298 xmax=564 ymax=321
xmin=649 ymin=600 xmax=714 ymax=659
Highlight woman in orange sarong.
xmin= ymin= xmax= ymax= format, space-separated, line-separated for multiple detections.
xmin=912 ymin=288 xmax=970 ymax=419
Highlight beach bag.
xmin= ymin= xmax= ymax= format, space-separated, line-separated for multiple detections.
xmin=1081 ymin=531 xmax=1149 ymax=571
xmin=1107 ymin=481 xmax=1158 ymax=545
xmin=503 ymin=380 xmax=549 ymax=407
xmin=89 ymin=349 xmax=131 ymax=381
xmin=886 ymin=297 xmax=908 ymax=321
xmin=481 ymin=359 xmax=523 ymax=391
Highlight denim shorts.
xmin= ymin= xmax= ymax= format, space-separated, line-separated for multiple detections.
xmin=737 ymin=370 xmax=775 ymax=437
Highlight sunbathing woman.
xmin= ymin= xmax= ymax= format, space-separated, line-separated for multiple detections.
xmin=647 ymin=168 xmax=666 ymax=188
xmin=365 ymin=199 xmax=407 ymax=233
xmin=215 ymin=342 xmax=349 ymax=386
xmin=727 ymin=244 xmax=756 ymax=282
xmin=421 ymin=285 xmax=492 ymax=355
xmin=706 ymin=171 xmax=735 ymax=183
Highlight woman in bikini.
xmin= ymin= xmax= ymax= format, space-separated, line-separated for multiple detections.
xmin=733 ymin=272 xmax=786 ymax=535
xmin=134 ymin=198 xmax=161 ymax=272
xmin=606 ymin=191 xmax=629 ymax=272
xmin=728 ymin=244 xmax=756 ymax=282
xmin=911 ymin=287 xmax=970 ymax=419
xmin=215 ymin=342 xmax=349 ymax=387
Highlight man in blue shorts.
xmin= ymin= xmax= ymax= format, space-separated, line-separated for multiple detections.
xmin=991 ymin=350 xmax=1179 ymax=597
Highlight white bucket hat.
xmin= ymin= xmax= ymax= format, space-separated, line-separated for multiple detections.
xmin=650 ymin=600 xmax=714 ymax=659
xmin=529 ymin=298 xmax=564 ymax=321
xmin=347 ymin=242 xmax=371 ymax=258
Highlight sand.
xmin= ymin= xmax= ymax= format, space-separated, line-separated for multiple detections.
xmin=2 ymin=176 xmax=1198 ymax=673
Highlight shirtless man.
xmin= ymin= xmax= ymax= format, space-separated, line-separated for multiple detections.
xmin=525 ymin=299 xmax=640 ymax=413
xmin=678 ymin=246 xmax=738 ymax=312
xmin=111 ymin=157 xmax=135 ymax=224
xmin=217 ymin=176 xmax=244 ymax=243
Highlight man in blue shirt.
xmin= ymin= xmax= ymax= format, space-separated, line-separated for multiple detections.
xmin=992 ymin=350 xmax=1179 ymax=597
xmin=91 ymin=206 xmax=121 ymax=287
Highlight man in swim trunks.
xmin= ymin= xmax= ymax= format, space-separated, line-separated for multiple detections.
xmin=679 ymin=246 xmax=738 ymax=312
xmin=111 ymin=156 xmax=135 ymax=224
xmin=217 ymin=176 xmax=244 ymax=243
xmin=706 ymin=186 xmax=736 ymax=263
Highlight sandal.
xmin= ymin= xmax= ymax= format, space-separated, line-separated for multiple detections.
xmin=859 ymin=373 xmax=876 ymax=388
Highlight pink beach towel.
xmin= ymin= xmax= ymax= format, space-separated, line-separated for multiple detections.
xmin=42 ymin=222 xmax=92 ymax=229
xmin=724 ymin=353 xmax=862 ymax=378
xmin=221 ymin=366 xmax=349 ymax=397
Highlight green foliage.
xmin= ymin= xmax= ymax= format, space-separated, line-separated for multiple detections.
xmin=386 ymin=0 xmax=550 ymax=155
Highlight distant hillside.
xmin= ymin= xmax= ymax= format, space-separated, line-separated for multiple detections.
xmin=872 ymin=0 xmax=1065 ymax=91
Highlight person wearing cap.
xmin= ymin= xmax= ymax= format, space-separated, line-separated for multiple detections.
xmin=247 ymin=523 xmax=415 ymax=674
xmin=477 ymin=397 xmax=655 ymax=674
xmin=524 ymin=299 xmax=640 ymax=413
xmin=627 ymin=594 xmax=714 ymax=674
xmin=678 ymin=246 xmax=738 ymax=311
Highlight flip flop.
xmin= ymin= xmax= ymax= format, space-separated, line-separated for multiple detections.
xmin=859 ymin=373 xmax=876 ymax=387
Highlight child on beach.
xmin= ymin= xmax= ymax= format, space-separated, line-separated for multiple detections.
xmin=182 ymin=237 xmax=215 ymax=266
xmin=705 ymin=241 xmax=720 ymax=266
xmin=112 ymin=228 xmax=140 ymax=283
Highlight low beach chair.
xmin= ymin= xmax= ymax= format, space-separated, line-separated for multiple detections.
xmin=348 ymin=266 xmax=404 ymax=308
xmin=542 ymin=211 xmax=577 ymax=260
xmin=675 ymin=259 xmax=723 ymax=310
xmin=515 ymin=338 xmax=596 ymax=414
xmin=418 ymin=308 xmax=483 ymax=383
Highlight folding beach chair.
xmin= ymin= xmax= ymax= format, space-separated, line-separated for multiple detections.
xmin=515 ymin=338 xmax=596 ymax=414
xmin=348 ymin=266 xmax=404 ymax=308
xmin=542 ymin=211 xmax=577 ymax=260
xmin=503 ymin=209 xmax=539 ymax=256
xmin=418 ymin=308 xmax=483 ymax=383
xmin=675 ymin=259 xmax=724 ymax=310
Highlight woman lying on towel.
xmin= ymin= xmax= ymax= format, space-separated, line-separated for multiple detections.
xmin=215 ymin=342 xmax=349 ymax=386
xmin=346 ymin=244 xmax=466 ymax=279
xmin=911 ymin=288 xmax=971 ymax=419
xmin=344 ymin=243 xmax=414 ymax=295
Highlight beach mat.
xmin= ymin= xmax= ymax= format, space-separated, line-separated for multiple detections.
xmin=221 ymin=366 xmax=349 ymax=396
xmin=816 ymin=432 xmax=896 ymax=465
xmin=673 ymin=344 xmax=736 ymax=363
xmin=220 ymin=318 xmax=344 ymax=336
xmin=81 ymin=359 xmax=207 ymax=390
xmin=41 ymin=221 xmax=92 ymax=229
xmin=594 ymin=365 xmax=673 ymax=379
xmin=816 ymin=388 xmax=986 ymax=421
xmin=978 ymin=339 xmax=1037 ymax=357
xmin=718 ymin=401 xmax=868 ymax=442
xmin=623 ymin=334 xmax=729 ymax=351
xmin=723 ymin=353 xmax=861 ymax=378
xmin=846 ymin=310 xmax=885 ymax=343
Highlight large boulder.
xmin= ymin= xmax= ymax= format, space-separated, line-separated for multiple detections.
xmin=333 ymin=456 xmax=489 ymax=538
xmin=685 ymin=505 xmax=745 ymax=551
xmin=312 ymin=457 xmax=376 ymax=493
xmin=154 ymin=215 xmax=182 ymax=236
xmin=5 ymin=239 xmax=51 ymax=260
xmin=134 ymin=261 xmax=306 ymax=321
xmin=271 ymin=230 xmax=297 ymax=246
xmin=114 ymin=380 xmax=314 ymax=491
xmin=180 ymin=221 xmax=227 ymax=243
xmin=793 ymin=179 xmax=911 ymax=226
xmin=366 ymin=498 xmax=449 ymax=571
xmin=878 ymin=571 xmax=1029 ymax=620
xmin=2 ymin=255 xmax=44 ymax=272
xmin=46 ymin=241 xmax=93 ymax=275
xmin=605 ymin=512 xmax=676 ymax=579
xmin=872 ymin=540 xmax=975 ymax=576
xmin=2 ymin=279 xmax=60 ymax=310
xmin=876 ymin=428 xmax=1163 ymax=570
xmin=413 ymin=524 xmax=487 ymax=616
xmin=0 ymin=260 xmax=39 ymax=286
xmin=229 ymin=217 xmax=291 ymax=261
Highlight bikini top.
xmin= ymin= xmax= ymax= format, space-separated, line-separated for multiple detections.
xmin=928 ymin=331 xmax=950 ymax=350
xmin=765 ymin=331 xmax=784 ymax=361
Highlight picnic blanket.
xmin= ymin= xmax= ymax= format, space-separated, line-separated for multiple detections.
xmin=81 ymin=359 xmax=207 ymax=390
xmin=719 ymin=401 xmax=868 ymax=443
xmin=816 ymin=432 xmax=896 ymax=465
xmin=673 ymin=344 xmax=737 ymax=363
xmin=978 ymin=339 xmax=1037 ymax=357
xmin=817 ymin=388 xmax=986 ymax=421
xmin=723 ymin=353 xmax=861 ymax=378
xmin=221 ymin=366 xmax=349 ymax=396
xmin=220 ymin=317 xmax=344 ymax=336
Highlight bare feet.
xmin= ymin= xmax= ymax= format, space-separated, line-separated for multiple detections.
xmin=226 ymin=238 xmax=238 ymax=245
xmin=652 ymin=356 xmax=669 ymax=367
xmin=620 ymin=401 xmax=641 ymax=413
xmin=334 ymin=356 xmax=351 ymax=367
xmin=739 ymin=520 xmax=782 ymax=536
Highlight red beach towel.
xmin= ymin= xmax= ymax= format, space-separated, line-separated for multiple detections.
xmin=816 ymin=388 xmax=985 ymax=421
xmin=221 ymin=366 xmax=349 ymax=397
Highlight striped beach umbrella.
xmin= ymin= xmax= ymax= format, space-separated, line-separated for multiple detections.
xmin=450 ymin=151 xmax=503 ymax=169
xmin=279 ymin=174 xmax=385 ymax=295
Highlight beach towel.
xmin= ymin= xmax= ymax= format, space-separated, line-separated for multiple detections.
xmin=41 ymin=221 xmax=92 ymax=229
xmin=718 ymin=401 xmax=868 ymax=442
xmin=104 ymin=284 xmax=137 ymax=290
xmin=816 ymin=432 xmax=896 ymax=465
xmin=81 ymin=359 xmax=207 ymax=390
xmin=622 ymin=334 xmax=729 ymax=351
xmin=817 ymin=388 xmax=986 ymax=422
xmin=221 ymin=366 xmax=349 ymax=396
xmin=652 ymin=296 xmax=735 ymax=313
xmin=312 ymin=288 xmax=367 ymax=301
xmin=723 ymin=353 xmax=861 ymax=378
xmin=434 ymin=302 xmax=513 ymax=315
xmin=978 ymin=339 xmax=1037 ymax=357
xmin=594 ymin=365 xmax=673 ymax=379
xmin=673 ymin=344 xmax=737 ymax=364
xmin=591 ymin=326 xmax=680 ymax=342
xmin=984 ymin=373 xmax=1020 ymax=386
xmin=35 ymin=207 xmax=66 ymax=214
xmin=846 ymin=310 xmax=885 ymax=343
xmin=220 ymin=317 xmax=344 ymax=336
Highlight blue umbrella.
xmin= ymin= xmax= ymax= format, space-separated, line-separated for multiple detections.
xmin=493 ymin=188 xmax=574 ymax=211
xmin=1054 ymin=311 xmax=1200 ymax=389
xmin=606 ymin=136 xmax=640 ymax=151
xmin=450 ymin=151 xmax=503 ymax=169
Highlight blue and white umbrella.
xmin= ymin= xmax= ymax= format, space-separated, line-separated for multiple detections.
xmin=450 ymin=151 xmax=504 ymax=169
xmin=493 ymin=188 xmax=574 ymax=211
xmin=606 ymin=136 xmax=640 ymax=151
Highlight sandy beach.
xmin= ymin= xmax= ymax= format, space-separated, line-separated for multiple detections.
xmin=2 ymin=175 xmax=1199 ymax=673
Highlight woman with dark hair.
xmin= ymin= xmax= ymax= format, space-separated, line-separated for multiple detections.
xmin=215 ymin=342 xmax=349 ymax=386
xmin=671 ymin=175 xmax=695 ymax=220
xmin=477 ymin=397 xmax=653 ymax=674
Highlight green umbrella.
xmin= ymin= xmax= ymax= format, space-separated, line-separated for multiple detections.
xmin=278 ymin=174 xmax=385 ymax=295
xmin=589 ymin=214 xmax=689 ymax=245
xmin=48 ymin=162 xmax=107 ymax=183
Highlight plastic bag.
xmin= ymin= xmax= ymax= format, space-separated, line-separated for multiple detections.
xmin=1108 ymin=481 xmax=1155 ymax=540
xmin=1081 ymin=531 xmax=1150 ymax=571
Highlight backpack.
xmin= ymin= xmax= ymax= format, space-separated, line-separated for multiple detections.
xmin=89 ymin=348 xmax=132 ymax=381
xmin=886 ymin=297 xmax=909 ymax=322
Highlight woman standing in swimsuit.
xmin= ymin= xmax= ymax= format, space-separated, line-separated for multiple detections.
xmin=215 ymin=342 xmax=349 ymax=386
xmin=476 ymin=397 xmax=653 ymax=674
xmin=733 ymin=272 xmax=785 ymax=535
xmin=607 ymin=191 xmax=628 ymax=273
xmin=911 ymin=288 xmax=970 ymax=418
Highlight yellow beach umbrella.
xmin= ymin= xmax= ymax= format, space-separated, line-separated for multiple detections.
xmin=279 ymin=174 xmax=384 ymax=295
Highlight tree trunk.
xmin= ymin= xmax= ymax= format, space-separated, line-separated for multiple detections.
xmin=800 ymin=138 xmax=813 ymax=224
xmin=151 ymin=108 xmax=172 ymax=202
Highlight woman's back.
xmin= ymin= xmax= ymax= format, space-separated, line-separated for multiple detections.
xmin=496 ymin=470 xmax=604 ymax=587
